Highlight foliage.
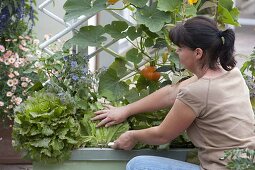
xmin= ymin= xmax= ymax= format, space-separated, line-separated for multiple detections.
xmin=224 ymin=148 xmax=255 ymax=170
xmin=12 ymin=91 xmax=82 ymax=163
xmin=12 ymin=51 xmax=130 ymax=163
xmin=0 ymin=35 xmax=40 ymax=126
xmin=12 ymin=0 xmax=244 ymax=163
xmin=240 ymin=47 xmax=255 ymax=111
xmin=81 ymin=112 xmax=129 ymax=147
xmin=61 ymin=0 xmax=240 ymax=150
xmin=0 ymin=0 xmax=37 ymax=40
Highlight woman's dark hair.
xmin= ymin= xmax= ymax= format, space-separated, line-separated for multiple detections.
xmin=169 ymin=16 xmax=236 ymax=71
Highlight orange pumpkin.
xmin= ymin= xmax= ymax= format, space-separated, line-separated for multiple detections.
xmin=107 ymin=0 xmax=119 ymax=5
xmin=140 ymin=66 xmax=160 ymax=81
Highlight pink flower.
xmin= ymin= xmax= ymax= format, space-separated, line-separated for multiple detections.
xmin=7 ymin=80 xmax=14 ymax=87
xmin=6 ymin=91 xmax=13 ymax=97
xmin=14 ymin=97 xmax=22 ymax=105
xmin=33 ymin=39 xmax=40 ymax=45
xmin=8 ymin=73 xmax=15 ymax=78
xmin=4 ymin=50 xmax=12 ymax=58
xmin=0 ymin=45 xmax=5 ymax=52
xmin=0 ymin=101 xmax=4 ymax=107
xmin=14 ymin=71 xmax=19 ymax=76
xmin=8 ymin=58 xmax=16 ymax=64
xmin=21 ymin=82 xmax=28 ymax=88
xmin=13 ymin=78 xmax=19 ymax=85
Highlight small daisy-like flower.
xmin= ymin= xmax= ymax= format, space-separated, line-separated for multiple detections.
xmin=8 ymin=73 xmax=15 ymax=78
xmin=0 ymin=45 xmax=5 ymax=52
xmin=4 ymin=50 xmax=12 ymax=58
xmin=33 ymin=39 xmax=40 ymax=45
xmin=8 ymin=58 xmax=16 ymax=64
xmin=15 ymin=97 xmax=22 ymax=105
xmin=11 ymin=86 xmax=17 ymax=92
xmin=0 ymin=101 xmax=4 ymax=107
xmin=14 ymin=71 xmax=19 ymax=76
xmin=20 ymin=77 xmax=26 ymax=81
xmin=21 ymin=40 xmax=27 ymax=46
xmin=14 ymin=62 xmax=20 ymax=68
xmin=4 ymin=59 xmax=10 ymax=65
xmin=21 ymin=82 xmax=28 ymax=88
xmin=6 ymin=91 xmax=13 ymax=97
xmin=13 ymin=78 xmax=19 ymax=85
xmin=8 ymin=105 xmax=13 ymax=109
xmin=7 ymin=80 xmax=14 ymax=87
xmin=18 ymin=36 xmax=24 ymax=39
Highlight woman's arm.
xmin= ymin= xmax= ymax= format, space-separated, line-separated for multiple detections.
xmin=93 ymin=75 xmax=197 ymax=127
xmin=112 ymin=99 xmax=197 ymax=150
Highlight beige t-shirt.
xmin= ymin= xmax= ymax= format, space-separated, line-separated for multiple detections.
xmin=177 ymin=67 xmax=255 ymax=170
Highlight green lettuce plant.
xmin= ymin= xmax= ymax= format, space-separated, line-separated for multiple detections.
xmin=12 ymin=90 xmax=81 ymax=163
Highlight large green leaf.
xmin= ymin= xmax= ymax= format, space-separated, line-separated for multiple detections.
xmin=110 ymin=57 xmax=128 ymax=78
xmin=126 ymin=26 xmax=143 ymax=41
xmin=135 ymin=2 xmax=171 ymax=32
xmin=126 ymin=48 xmax=143 ymax=65
xmin=157 ymin=0 xmax=182 ymax=12
xmin=217 ymin=4 xmax=240 ymax=26
xmin=64 ymin=0 xmax=106 ymax=21
xmin=98 ymin=69 xmax=129 ymax=101
xmin=63 ymin=25 xmax=107 ymax=49
xmin=127 ymin=0 xmax=149 ymax=8
xmin=104 ymin=21 xmax=129 ymax=39
xmin=219 ymin=0 xmax=233 ymax=11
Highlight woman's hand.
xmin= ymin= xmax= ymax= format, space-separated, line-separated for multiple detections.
xmin=112 ymin=131 xmax=137 ymax=150
xmin=92 ymin=105 xmax=130 ymax=127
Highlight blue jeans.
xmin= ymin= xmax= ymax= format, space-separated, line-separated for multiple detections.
xmin=126 ymin=156 xmax=200 ymax=170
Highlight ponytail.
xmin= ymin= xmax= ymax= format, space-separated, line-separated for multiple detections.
xmin=218 ymin=29 xmax=236 ymax=71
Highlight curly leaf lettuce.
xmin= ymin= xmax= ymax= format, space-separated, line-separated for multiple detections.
xmin=12 ymin=91 xmax=82 ymax=163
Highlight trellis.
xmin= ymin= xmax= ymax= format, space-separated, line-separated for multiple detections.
xmin=38 ymin=0 xmax=152 ymax=78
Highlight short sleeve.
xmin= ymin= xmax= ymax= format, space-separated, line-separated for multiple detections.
xmin=176 ymin=88 xmax=206 ymax=117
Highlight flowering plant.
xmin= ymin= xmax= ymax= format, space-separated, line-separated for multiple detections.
xmin=0 ymin=0 xmax=36 ymax=39
xmin=0 ymin=36 xmax=41 ymax=125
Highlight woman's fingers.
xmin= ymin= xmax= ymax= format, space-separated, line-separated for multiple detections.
xmin=94 ymin=109 xmax=108 ymax=115
xmin=96 ymin=117 xmax=112 ymax=127
xmin=104 ymin=104 xmax=115 ymax=109
xmin=91 ymin=113 xmax=107 ymax=121
xmin=105 ymin=120 xmax=117 ymax=127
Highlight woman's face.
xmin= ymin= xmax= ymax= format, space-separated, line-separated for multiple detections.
xmin=176 ymin=46 xmax=200 ymax=72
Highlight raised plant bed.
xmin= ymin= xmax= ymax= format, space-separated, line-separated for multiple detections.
xmin=33 ymin=148 xmax=193 ymax=170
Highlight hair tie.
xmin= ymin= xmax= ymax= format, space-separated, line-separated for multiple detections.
xmin=217 ymin=30 xmax=225 ymax=45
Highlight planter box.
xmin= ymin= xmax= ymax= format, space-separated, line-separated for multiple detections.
xmin=0 ymin=121 xmax=31 ymax=164
xmin=33 ymin=148 xmax=193 ymax=170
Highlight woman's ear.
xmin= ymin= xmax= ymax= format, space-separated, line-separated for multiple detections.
xmin=194 ymin=48 xmax=203 ymax=60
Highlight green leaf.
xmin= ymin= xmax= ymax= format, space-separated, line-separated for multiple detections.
xmin=126 ymin=48 xmax=143 ymax=64
xmin=110 ymin=58 xmax=128 ymax=78
xmin=198 ymin=1 xmax=217 ymax=12
xmin=217 ymin=4 xmax=240 ymax=26
xmin=157 ymin=0 xmax=182 ymax=12
xmin=63 ymin=25 xmax=107 ymax=49
xmin=127 ymin=0 xmax=148 ymax=8
xmin=64 ymin=0 xmax=106 ymax=21
xmin=125 ymin=88 xmax=149 ymax=103
xmin=127 ymin=26 xmax=143 ymax=41
xmin=30 ymin=138 xmax=51 ymax=148
xmin=219 ymin=0 xmax=233 ymax=11
xmin=98 ymin=69 xmax=129 ymax=101
xmin=135 ymin=2 xmax=171 ymax=32
xmin=184 ymin=5 xmax=197 ymax=17
xmin=104 ymin=21 xmax=129 ymax=39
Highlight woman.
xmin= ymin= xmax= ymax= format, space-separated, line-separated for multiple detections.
xmin=92 ymin=16 xmax=255 ymax=170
